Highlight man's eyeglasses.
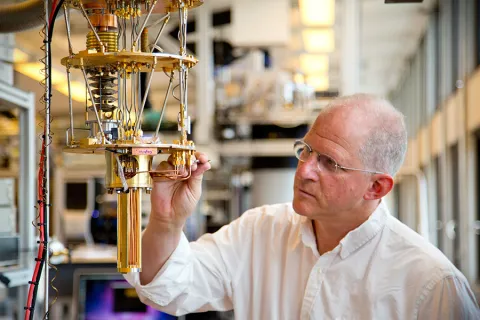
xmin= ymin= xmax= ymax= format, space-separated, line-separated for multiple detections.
xmin=293 ymin=140 xmax=385 ymax=175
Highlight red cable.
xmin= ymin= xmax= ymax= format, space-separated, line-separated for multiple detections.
xmin=48 ymin=0 xmax=59 ymax=26
xmin=24 ymin=141 xmax=46 ymax=320
xmin=26 ymin=1 xmax=58 ymax=318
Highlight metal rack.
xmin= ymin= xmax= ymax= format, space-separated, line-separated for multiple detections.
xmin=0 ymin=80 xmax=36 ymax=317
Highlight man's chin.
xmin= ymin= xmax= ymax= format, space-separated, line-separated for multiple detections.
xmin=292 ymin=199 xmax=313 ymax=217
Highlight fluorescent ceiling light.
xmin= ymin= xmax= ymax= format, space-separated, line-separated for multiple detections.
xmin=306 ymin=75 xmax=329 ymax=91
xmin=300 ymin=54 xmax=329 ymax=75
xmin=299 ymin=0 xmax=335 ymax=26
xmin=15 ymin=58 xmax=87 ymax=103
xmin=56 ymin=80 xmax=85 ymax=102
xmin=302 ymin=29 xmax=334 ymax=52
xmin=15 ymin=62 xmax=66 ymax=85
xmin=14 ymin=49 xmax=30 ymax=63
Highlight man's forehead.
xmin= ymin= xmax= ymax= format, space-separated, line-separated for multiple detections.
xmin=314 ymin=106 xmax=373 ymax=132
xmin=308 ymin=107 xmax=372 ymax=150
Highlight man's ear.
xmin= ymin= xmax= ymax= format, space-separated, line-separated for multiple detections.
xmin=363 ymin=174 xmax=394 ymax=200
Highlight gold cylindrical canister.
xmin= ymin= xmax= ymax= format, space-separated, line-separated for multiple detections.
xmin=105 ymin=153 xmax=152 ymax=189
xmin=117 ymin=188 xmax=142 ymax=273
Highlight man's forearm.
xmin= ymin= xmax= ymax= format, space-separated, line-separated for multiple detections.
xmin=140 ymin=219 xmax=183 ymax=285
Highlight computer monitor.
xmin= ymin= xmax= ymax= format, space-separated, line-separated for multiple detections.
xmin=63 ymin=178 xmax=95 ymax=245
xmin=72 ymin=269 xmax=177 ymax=320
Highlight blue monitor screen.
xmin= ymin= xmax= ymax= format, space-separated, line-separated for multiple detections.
xmin=78 ymin=274 xmax=176 ymax=320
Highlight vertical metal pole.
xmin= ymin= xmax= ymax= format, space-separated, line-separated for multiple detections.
xmin=155 ymin=71 xmax=174 ymax=137
xmin=151 ymin=14 xmax=170 ymax=53
xmin=340 ymin=0 xmax=360 ymax=95
xmin=66 ymin=67 xmax=74 ymax=144
xmin=192 ymin=2 xmax=214 ymax=237
xmin=133 ymin=0 xmax=157 ymax=48
xmin=194 ymin=2 xmax=214 ymax=145
xmin=43 ymin=0 xmax=50 ymax=316
xmin=177 ymin=4 xmax=188 ymax=143
xmin=63 ymin=4 xmax=73 ymax=56
xmin=459 ymin=0 xmax=475 ymax=282
xmin=134 ymin=63 xmax=156 ymax=134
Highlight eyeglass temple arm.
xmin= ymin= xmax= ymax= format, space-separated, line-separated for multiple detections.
xmin=338 ymin=165 xmax=385 ymax=175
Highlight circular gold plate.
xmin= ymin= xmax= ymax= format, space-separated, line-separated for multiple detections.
xmin=66 ymin=0 xmax=204 ymax=14
xmin=64 ymin=142 xmax=195 ymax=155
xmin=61 ymin=51 xmax=197 ymax=72
xmin=162 ymin=0 xmax=204 ymax=13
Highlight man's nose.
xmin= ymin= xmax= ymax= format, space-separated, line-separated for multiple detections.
xmin=296 ymin=155 xmax=319 ymax=180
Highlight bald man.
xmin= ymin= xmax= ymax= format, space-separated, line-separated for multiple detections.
xmin=125 ymin=94 xmax=479 ymax=319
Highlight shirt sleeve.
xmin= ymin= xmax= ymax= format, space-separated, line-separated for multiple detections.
xmin=123 ymin=211 xmax=255 ymax=316
xmin=416 ymin=273 xmax=480 ymax=319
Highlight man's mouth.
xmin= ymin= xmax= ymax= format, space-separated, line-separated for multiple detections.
xmin=297 ymin=188 xmax=315 ymax=198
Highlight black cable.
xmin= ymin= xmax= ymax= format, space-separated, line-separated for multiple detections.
xmin=29 ymin=258 xmax=44 ymax=320
xmin=27 ymin=2 xmax=65 ymax=319
xmin=47 ymin=0 xmax=65 ymax=42
xmin=43 ymin=3 xmax=64 ymax=319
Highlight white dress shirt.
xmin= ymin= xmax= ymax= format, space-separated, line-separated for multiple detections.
xmin=125 ymin=201 xmax=479 ymax=319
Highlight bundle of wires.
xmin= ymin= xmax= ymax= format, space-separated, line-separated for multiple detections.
xmin=24 ymin=1 xmax=65 ymax=319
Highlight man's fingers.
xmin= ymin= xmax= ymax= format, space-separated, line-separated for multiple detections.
xmin=191 ymin=161 xmax=211 ymax=178
xmin=194 ymin=152 xmax=209 ymax=164
xmin=156 ymin=159 xmax=174 ymax=171
xmin=152 ymin=152 xmax=210 ymax=180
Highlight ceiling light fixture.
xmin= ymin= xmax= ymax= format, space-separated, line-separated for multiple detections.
xmin=13 ymin=48 xmax=30 ymax=63
xmin=15 ymin=62 xmax=66 ymax=85
xmin=302 ymin=29 xmax=334 ymax=52
xmin=299 ymin=0 xmax=335 ymax=26
xmin=56 ymin=80 xmax=86 ymax=103
xmin=300 ymin=54 xmax=329 ymax=74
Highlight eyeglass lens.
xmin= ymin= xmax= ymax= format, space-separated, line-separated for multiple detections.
xmin=295 ymin=142 xmax=338 ymax=172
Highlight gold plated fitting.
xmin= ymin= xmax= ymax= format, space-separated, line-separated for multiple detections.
xmin=141 ymin=28 xmax=149 ymax=52
xmin=86 ymin=31 xmax=118 ymax=52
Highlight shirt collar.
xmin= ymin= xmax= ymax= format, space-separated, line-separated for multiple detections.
xmin=299 ymin=200 xmax=389 ymax=259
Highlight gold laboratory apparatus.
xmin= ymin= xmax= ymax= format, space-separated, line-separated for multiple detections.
xmin=60 ymin=0 xmax=203 ymax=273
